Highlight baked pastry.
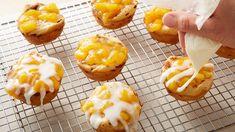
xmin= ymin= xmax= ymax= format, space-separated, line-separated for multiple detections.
xmin=74 ymin=34 xmax=128 ymax=81
xmin=91 ymin=0 xmax=138 ymax=29
xmin=160 ymin=56 xmax=214 ymax=101
xmin=216 ymin=46 xmax=235 ymax=59
xmin=81 ymin=82 xmax=142 ymax=132
xmin=17 ymin=3 xmax=65 ymax=45
xmin=144 ymin=7 xmax=179 ymax=44
xmin=5 ymin=51 xmax=64 ymax=106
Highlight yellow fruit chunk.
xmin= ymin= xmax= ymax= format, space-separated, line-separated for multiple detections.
xmin=168 ymin=81 xmax=177 ymax=91
xmin=177 ymin=77 xmax=190 ymax=87
xmin=24 ymin=9 xmax=40 ymax=17
xmin=154 ymin=7 xmax=171 ymax=17
xmin=195 ymin=73 xmax=205 ymax=83
xmin=148 ymin=19 xmax=162 ymax=32
xmin=19 ymin=20 xmax=37 ymax=33
xmin=28 ymin=73 xmax=40 ymax=85
xmin=93 ymin=85 xmax=112 ymax=99
xmin=81 ymin=100 xmax=94 ymax=112
xmin=29 ymin=68 xmax=38 ymax=73
xmin=166 ymin=70 xmax=181 ymax=80
xmin=111 ymin=0 xmax=122 ymax=4
xmin=122 ymin=0 xmax=133 ymax=4
xmin=5 ymin=88 xmax=17 ymax=97
xmin=50 ymin=77 xmax=60 ymax=90
xmin=93 ymin=85 xmax=107 ymax=96
xmin=27 ymin=58 xmax=41 ymax=65
xmin=85 ymin=54 xmax=102 ymax=65
xmin=119 ymin=89 xmax=138 ymax=103
xmin=33 ymin=80 xmax=49 ymax=92
xmin=202 ymin=71 xmax=212 ymax=78
xmin=176 ymin=57 xmax=188 ymax=66
xmin=120 ymin=111 xmax=130 ymax=122
xmin=19 ymin=16 xmax=32 ymax=24
xmin=42 ymin=3 xmax=59 ymax=13
xmin=145 ymin=7 xmax=172 ymax=32
xmin=95 ymin=3 xmax=121 ymax=13
xmin=38 ymin=13 xmax=58 ymax=22
xmin=97 ymin=48 xmax=109 ymax=58
xmin=55 ymin=64 xmax=64 ymax=77
xmin=97 ymin=89 xmax=112 ymax=99
xmin=74 ymin=50 xmax=88 ymax=61
xmin=100 ymin=101 xmax=114 ymax=113
xmin=19 ymin=72 xmax=28 ymax=84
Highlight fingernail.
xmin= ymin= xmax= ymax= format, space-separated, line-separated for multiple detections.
xmin=163 ymin=13 xmax=177 ymax=27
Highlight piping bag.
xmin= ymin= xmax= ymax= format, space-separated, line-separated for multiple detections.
xmin=143 ymin=0 xmax=222 ymax=92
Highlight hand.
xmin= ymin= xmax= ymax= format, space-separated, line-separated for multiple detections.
xmin=162 ymin=0 xmax=235 ymax=51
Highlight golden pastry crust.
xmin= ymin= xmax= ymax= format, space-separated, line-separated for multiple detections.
xmin=17 ymin=3 xmax=65 ymax=45
xmin=75 ymin=34 xmax=128 ymax=81
xmin=216 ymin=46 xmax=235 ymax=59
xmin=11 ymin=87 xmax=59 ymax=106
xmin=162 ymin=56 xmax=214 ymax=101
xmin=96 ymin=118 xmax=126 ymax=132
xmin=91 ymin=0 xmax=138 ymax=29
xmin=149 ymin=31 xmax=179 ymax=44
xmin=78 ymin=61 xmax=126 ymax=81
xmin=5 ymin=51 xmax=64 ymax=106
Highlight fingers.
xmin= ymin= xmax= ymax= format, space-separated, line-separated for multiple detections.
xmin=178 ymin=31 xmax=186 ymax=54
xmin=163 ymin=11 xmax=215 ymax=39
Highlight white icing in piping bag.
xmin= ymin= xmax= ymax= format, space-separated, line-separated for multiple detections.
xmin=143 ymin=0 xmax=222 ymax=92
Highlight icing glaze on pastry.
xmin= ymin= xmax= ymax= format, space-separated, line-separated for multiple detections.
xmin=5 ymin=52 xmax=64 ymax=106
xmin=81 ymin=82 xmax=141 ymax=131
xmin=160 ymin=57 xmax=214 ymax=92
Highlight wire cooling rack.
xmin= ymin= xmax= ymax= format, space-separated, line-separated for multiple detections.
xmin=0 ymin=0 xmax=235 ymax=132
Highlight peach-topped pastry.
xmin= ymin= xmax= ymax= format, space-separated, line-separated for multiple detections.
xmin=17 ymin=3 xmax=65 ymax=44
xmin=144 ymin=7 xmax=179 ymax=44
xmin=81 ymin=82 xmax=141 ymax=132
xmin=74 ymin=34 xmax=128 ymax=81
xmin=160 ymin=56 xmax=214 ymax=101
xmin=91 ymin=0 xmax=138 ymax=29
xmin=5 ymin=51 xmax=64 ymax=106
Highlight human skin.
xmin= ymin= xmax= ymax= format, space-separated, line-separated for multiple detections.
xmin=162 ymin=0 xmax=235 ymax=51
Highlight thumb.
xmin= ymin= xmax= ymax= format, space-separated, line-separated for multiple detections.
xmin=163 ymin=11 xmax=212 ymax=36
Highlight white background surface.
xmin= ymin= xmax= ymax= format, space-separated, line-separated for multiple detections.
xmin=0 ymin=0 xmax=234 ymax=131
xmin=0 ymin=0 xmax=70 ymax=17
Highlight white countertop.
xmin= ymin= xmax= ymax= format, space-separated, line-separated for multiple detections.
xmin=0 ymin=0 xmax=70 ymax=17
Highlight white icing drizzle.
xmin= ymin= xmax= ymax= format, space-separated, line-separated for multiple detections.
xmin=85 ymin=82 xmax=140 ymax=132
xmin=5 ymin=52 xmax=63 ymax=106
xmin=166 ymin=68 xmax=194 ymax=87
xmin=160 ymin=60 xmax=191 ymax=84
xmin=160 ymin=58 xmax=214 ymax=92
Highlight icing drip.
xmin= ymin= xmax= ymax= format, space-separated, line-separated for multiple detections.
xmin=83 ymin=82 xmax=141 ymax=132
xmin=5 ymin=52 xmax=63 ymax=106
xmin=160 ymin=57 xmax=214 ymax=92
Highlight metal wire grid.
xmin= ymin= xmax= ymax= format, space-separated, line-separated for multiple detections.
xmin=0 ymin=0 xmax=234 ymax=132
